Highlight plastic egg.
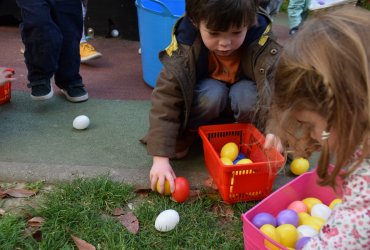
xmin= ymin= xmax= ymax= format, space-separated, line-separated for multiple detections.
xmin=220 ymin=142 xmax=239 ymax=161
xmin=154 ymin=209 xmax=180 ymax=232
xmin=73 ymin=115 xmax=90 ymax=130
xmin=288 ymin=200 xmax=308 ymax=213
xmin=111 ymin=29 xmax=119 ymax=37
xmin=252 ymin=212 xmax=277 ymax=228
xmin=260 ymin=224 xmax=281 ymax=250
xmin=156 ymin=179 xmax=171 ymax=196
xmin=276 ymin=224 xmax=298 ymax=248
xmin=233 ymin=152 xmax=247 ymax=164
xmin=311 ymin=203 xmax=332 ymax=221
xmin=295 ymin=237 xmax=311 ymax=249
xmin=302 ymin=197 xmax=322 ymax=213
xmin=277 ymin=209 xmax=299 ymax=227
xmin=297 ymin=225 xmax=318 ymax=239
xmin=220 ymin=157 xmax=233 ymax=166
xmin=236 ymin=158 xmax=253 ymax=165
xmin=329 ymin=198 xmax=342 ymax=209
xmin=298 ymin=212 xmax=310 ymax=226
xmin=302 ymin=216 xmax=325 ymax=231
xmin=290 ymin=158 xmax=310 ymax=175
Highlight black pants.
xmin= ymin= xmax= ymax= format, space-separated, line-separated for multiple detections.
xmin=16 ymin=0 xmax=83 ymax=89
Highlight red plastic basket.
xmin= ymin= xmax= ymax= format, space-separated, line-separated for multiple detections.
xmin=198 ymin=123 xmax=285 ymax=204
xmin=241 ymin=170 xmax=340 ymax=249
xmin=0 ymin=69 xmax=13 ymax=105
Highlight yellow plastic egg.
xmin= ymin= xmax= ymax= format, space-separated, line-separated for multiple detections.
xmin=276 ymin=224 xmax=298 ymax=248
xmin=260 ymin=224 xmax=281 ymax=250
xmin=298 ymin=212 xmax=311 ymax=226
xmin=302 ymin=197 xmax=322 ymax=213
xmin=156 ymin=180 xmax=171 ymax=196
xmin=220 ymin=142 xmax=239 ymax=161
xmin=290 ymin=158 xmax=310 ymax=175
xmin=329 ymin=198 xmax=342 ymax=209
xmin=236 ymin=158 xmax=253 ymax=165
xmin=220 ymin=157 xmax=233 ymax=166
xmin=302 ymin=216 xmax=325 ymax=231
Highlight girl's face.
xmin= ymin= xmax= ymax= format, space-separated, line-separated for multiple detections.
xmin=199 ymin=21 xmax=248 ymax=57
xmin=293 ymin=110 xmax=336 ymax=149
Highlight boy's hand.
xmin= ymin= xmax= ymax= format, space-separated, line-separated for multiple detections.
xmin=150 ymin=156 xmax=177 ymax=194
xmin=263 ymin=133 xmax=284 ymax=152
xmin=0 ymin=68 xmax=15 ymax=86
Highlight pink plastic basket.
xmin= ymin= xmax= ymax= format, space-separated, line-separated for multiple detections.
xmin=241 ymin=170 xmax=341 ymax=249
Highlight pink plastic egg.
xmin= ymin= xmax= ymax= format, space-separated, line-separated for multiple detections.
xmin=288 ymin=200 xmax=308 ymax=213
xmin=252 ymin=212 xmax=277 ymax=228
xmin=277 ymin=209 xmax=299 ymax=227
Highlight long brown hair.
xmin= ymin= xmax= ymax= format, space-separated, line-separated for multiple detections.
xmin=268 ymin=7 xmax=370 ymax=188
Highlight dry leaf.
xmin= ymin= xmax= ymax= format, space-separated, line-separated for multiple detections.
xmin=28 ymin=217 xmax=44 ymax=228
xmin=112 ymin=207 xmax=124 ymax=216
xmin=32 ymin=230 xmax=43 ymax=241
xmin=118 ymin=211 xmax=139 ymax=234
xmin=134 ymin=188 xmax=151 ymax=196
xmin=211 ymin=204 xmax=234 ymax=223
xmin=71 ymin=235 xmax=96 ymax=250
xmin=0 ymin=208 xmax=5 ymax=216
xmin=186 ymin=189 xmax=201 ymax=204
xmin=0 ymin=188 xmax=6 ymax=198
xmin=24 ymin=227 xmax=43 ymax=241
xmin=6 ymin=188 xmax=37 ymax=198
xmin=203 ymin=177 xmax=218 ymax=190
xmin=224 ymin=207 xmax=234 ymax=218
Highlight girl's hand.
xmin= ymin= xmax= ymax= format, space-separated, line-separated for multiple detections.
xmin=0 ymin=68 xmax=15 ymax=86
xmin=150 ymin=156 xmax=176 ymax=194
xmin=264 ymin=133 xmax=284 ymax=152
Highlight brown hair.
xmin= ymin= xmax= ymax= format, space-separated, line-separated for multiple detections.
xmin=186 ymin=0 xmax=258 ymax=31
xmin=268 ymin=7 xmax=370 ymax=188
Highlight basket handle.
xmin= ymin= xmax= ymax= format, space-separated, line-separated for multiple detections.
xmin=136 ymin=0 xmax=174 ymax=17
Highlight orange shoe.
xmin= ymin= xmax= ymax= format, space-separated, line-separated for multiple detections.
xmin=80 ymin=42 xmax=102 ymax=63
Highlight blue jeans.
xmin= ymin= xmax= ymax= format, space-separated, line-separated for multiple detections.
xmin=16 ymin=0 xmax=83 ymax=89
xmin=287 ymin=0 xmax=309 ymax=29
xmin=188 ymin=78 xmax=257 ymax=129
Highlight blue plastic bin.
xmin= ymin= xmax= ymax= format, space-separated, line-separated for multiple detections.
xmin=135 ymin=0 xmax=185 ymax=88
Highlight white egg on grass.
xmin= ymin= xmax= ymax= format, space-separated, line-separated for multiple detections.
xmin=73 ymin=115 xmax=90 ymax=130
xmin=154 ymin=209 xmax=180 ymax=232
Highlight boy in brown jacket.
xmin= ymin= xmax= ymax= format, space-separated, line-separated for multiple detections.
xmin=142 ymin=0 xmax=283 ymax=194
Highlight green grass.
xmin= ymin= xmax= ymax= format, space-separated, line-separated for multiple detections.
xmin=0 ymin=176 xmax=258 ymax=249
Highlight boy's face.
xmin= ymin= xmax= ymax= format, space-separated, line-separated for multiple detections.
xmin=199 ymin=21 xmax=248 ymax=57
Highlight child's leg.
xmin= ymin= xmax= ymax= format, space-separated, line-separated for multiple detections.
xmin=53 ymin=0 xmax=87 ymax=102
xmin=229 ymin=79 xmax=257 ymax=123
xmin=287 ymin=0 xmax=308 ymax=29
xmin=188 ymin=78 xmax=229 ymax=129
xmin=16 ymin=0 xmax=62 ymax=84
xmin=80 ymin=0 xmax=87 ymax=43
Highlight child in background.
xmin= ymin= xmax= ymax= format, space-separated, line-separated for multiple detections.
xmin=0 ymin=68 xmax=15 ymax=86
xmin=80 ymin=0 xmax=102 ymax=63
xmin=287 ymin=0 xmax=309 ymax=35
xmin=268 ymin=7 xmax=370 ymax=248
xmin=142 ymin=0 xmax=283 ymax=194
xmin=16 ymin=0 xmax=88 ymax=102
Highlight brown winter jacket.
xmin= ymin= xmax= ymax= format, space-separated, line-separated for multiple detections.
xmin=142 ymin=9 xmax=282 ymax=158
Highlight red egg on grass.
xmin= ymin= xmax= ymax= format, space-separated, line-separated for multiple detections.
xmin=171 ymin=177 xmax=190 ymax=203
